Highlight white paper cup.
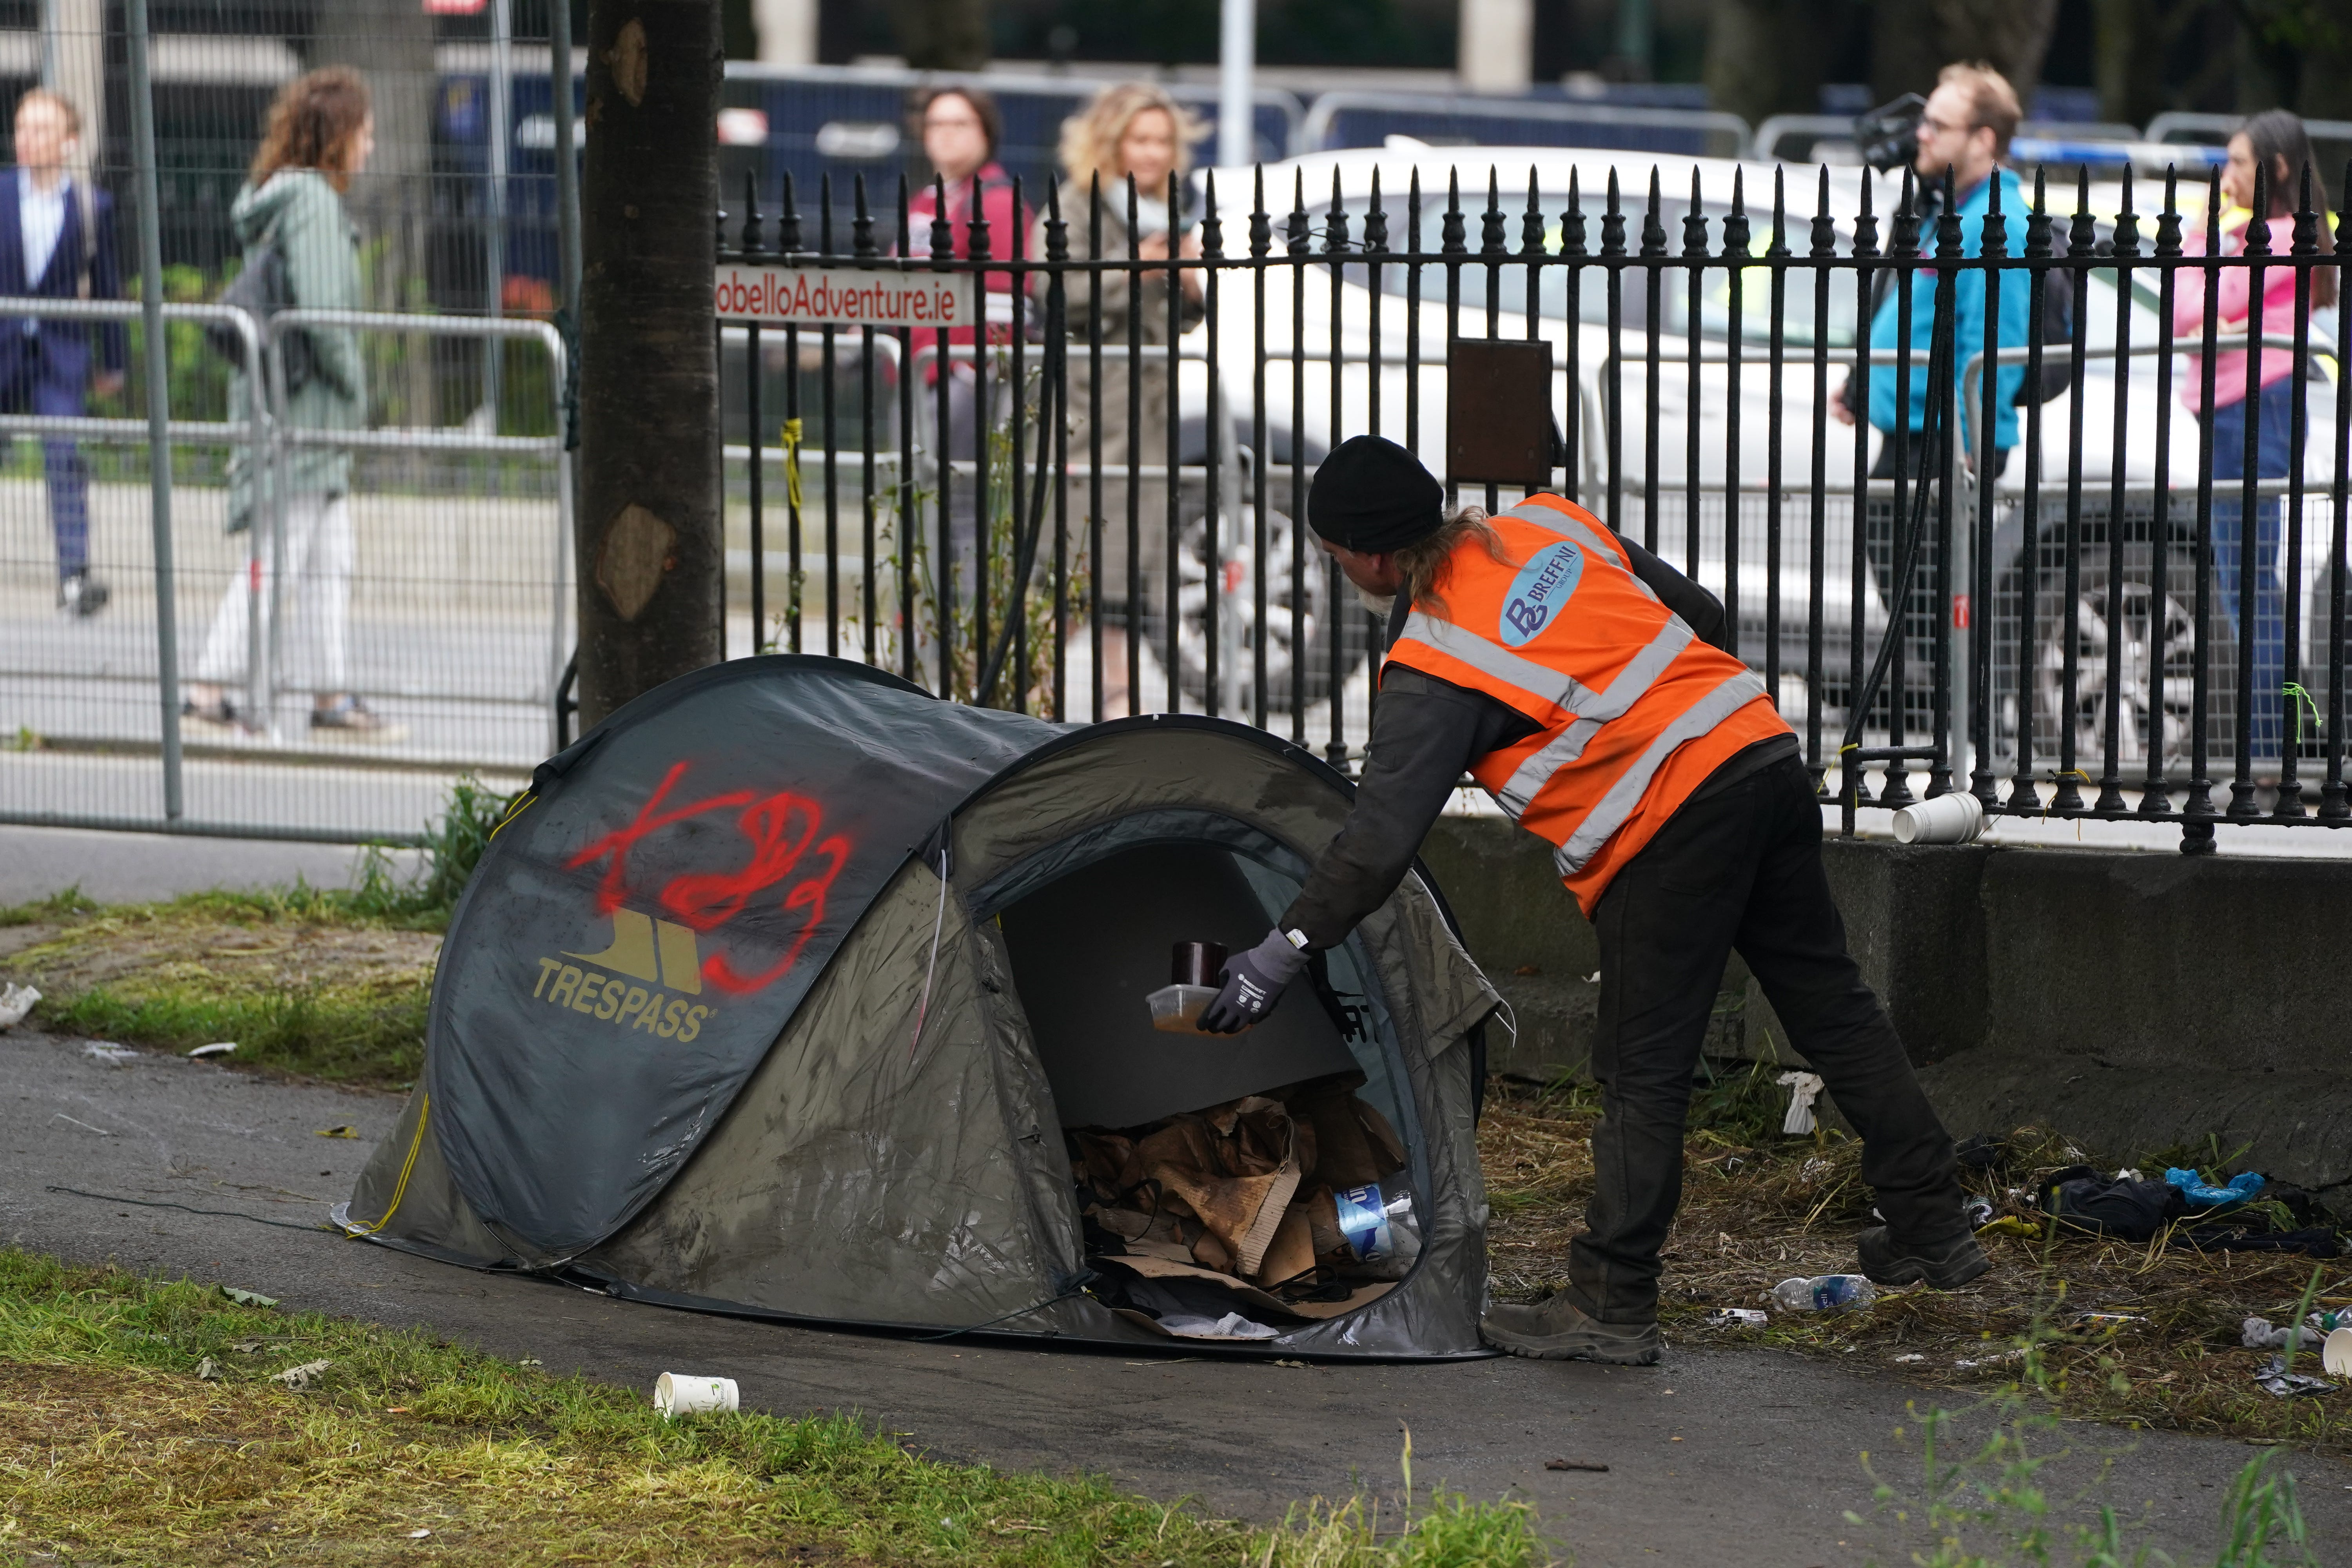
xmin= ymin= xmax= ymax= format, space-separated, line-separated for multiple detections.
xmin=653 ymin=1372 xmax=739 ymax=1419
xmin=1891 ymin=791 xmax=1985 ymax=845
xmin=2323 ymin=1328 xmax=2352 ymax=1378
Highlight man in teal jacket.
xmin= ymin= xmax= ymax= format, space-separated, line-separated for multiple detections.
xmin=1835 ymin=62 xmax=2034 ymax=479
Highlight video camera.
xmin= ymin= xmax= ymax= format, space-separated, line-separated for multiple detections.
xmin=1853 ymin=93 xmax=1926 ymax=174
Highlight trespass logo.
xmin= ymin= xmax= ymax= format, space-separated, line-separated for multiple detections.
xmin=1499 ymin=540 xmax=1583 ymax=647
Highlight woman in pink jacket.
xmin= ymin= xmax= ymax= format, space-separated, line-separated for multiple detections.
xmin=2175 ymin=110 xmax=2339 ymax=764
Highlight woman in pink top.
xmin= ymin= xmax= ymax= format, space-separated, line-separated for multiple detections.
xmin=2174 ymin=110 xmax=2339 ymax=762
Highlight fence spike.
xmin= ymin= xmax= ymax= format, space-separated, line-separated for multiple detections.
xmin=1723 ymin=166 xmax=1750 ymax=260
xmin=1601 ymin=168 xmax=1624 ymax=256
xmin=2155 ymin=166 xmax=2182 ymax=257
xmin=895 ymin=173 xmax=910 ymax=253
xmin=965 ymin=169 xmax=991 ymax=261
xmin=1682 ymin=167 xmax=1707 ymax=257
xmin=1852 ymin=164 xmax=1877 ymax=257
xmin=1767 ymin=165 xmax=1787 ymax=258
xmin=1481 ymin=166 xmax=1504 ymax=257
xmin=1044 ymin=177 xmax=1067 ymax=260
xmin=819 ymin=172 xmax=833 ymax=256
xmin=926 ymin=175 xmax=951 ymax=266
xmin=780 ymin=170 xmax=801 ymax=254
xmin=1441 ymin=168 xmax=1465 ymax=255
xmin=1561 ymin=167 xmax=1586 ymax=257
xmin=1365 ymin=167 xmax=1388 ymax=254
xmin=1408 ymin=166 xmax=1423 ymax=254
xmin=2070 ymin=164 xmax=2097 ymax=254
xmin=1328 ymin=167 xmax=1350 ymax=254
xmin=2292 ymin=161 xmax=2318 ymax=258
xmin=1202 ymin=169 xmax=1223 ymax=256
xmin=2112 ymin=166 xmax=2138 ymax=256
xmin=1289 ymin=169 xmax=1311 ymax=254
xmin=1811 ymin=165 xmax=1835 ymax=256
xmin=1521 ymin=167 xmax=1541 ymax=256
xmin=1642 ymin=167 xmax=1665 ymax=255
xmin=743 ymin=167 xmax=762 ymax=255
xmin=1250 ymin=165 xmax=1271 ymax=258
xmin=853 ymin=172 xmax=876 ymax=260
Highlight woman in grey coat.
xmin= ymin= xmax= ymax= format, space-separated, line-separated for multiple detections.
xmin=1033 ymin=83 xmax=1205 ymax=712
xmin=184 ymin=67 xmax=391 ymax=738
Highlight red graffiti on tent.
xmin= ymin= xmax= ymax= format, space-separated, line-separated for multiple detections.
xmin=565 ymin=760 xmax=854 ymax=994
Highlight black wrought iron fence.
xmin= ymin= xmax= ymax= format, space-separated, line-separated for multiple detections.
xmin=715 ymin=151 xmax=2352 ymax=850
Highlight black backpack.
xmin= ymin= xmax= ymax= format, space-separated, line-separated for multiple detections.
xmin=206 ymin=224 xmax=315 ymax=395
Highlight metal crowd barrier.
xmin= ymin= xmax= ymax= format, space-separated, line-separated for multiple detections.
xmin=0 ymin=301 xmax=570 ymax=844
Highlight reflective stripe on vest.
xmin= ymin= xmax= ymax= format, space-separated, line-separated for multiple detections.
xmin=1383 ymin=494 xmax=1788 ymax=901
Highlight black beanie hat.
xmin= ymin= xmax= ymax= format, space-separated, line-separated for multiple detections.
xmin=1307 ymin=435 xmax=1445 ymax=554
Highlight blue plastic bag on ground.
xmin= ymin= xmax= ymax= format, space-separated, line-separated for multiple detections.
xmin=2165 ymin=1168 xmax=2264 ymax=1210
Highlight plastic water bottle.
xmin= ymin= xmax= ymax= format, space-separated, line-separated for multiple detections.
xmin=1770 ymin=1274 xmax=1879 ymax=1312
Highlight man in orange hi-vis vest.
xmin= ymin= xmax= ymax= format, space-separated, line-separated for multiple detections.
xmin=1198 ymin=436 xmax=1983 ymax=1365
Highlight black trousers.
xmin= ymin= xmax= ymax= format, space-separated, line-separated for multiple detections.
xmin=1565 ymin=754 xmax=1964 ymax=1322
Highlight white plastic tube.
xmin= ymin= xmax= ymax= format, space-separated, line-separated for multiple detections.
xmin=2325 ymin=1328 xmax=2352 ymax=1379
xmin=1891 ymin=791 xmax=1985 ymax=845
xmin=653 ymin=1372 xmax=739 ymax=1419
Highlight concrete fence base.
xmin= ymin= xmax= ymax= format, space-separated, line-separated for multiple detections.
xmin=1419 ymin=816 xmax=2352 ymax=1207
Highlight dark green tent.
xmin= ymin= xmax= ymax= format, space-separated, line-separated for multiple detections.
xmin=340 ymin=657 xmax=1500 ymax=1357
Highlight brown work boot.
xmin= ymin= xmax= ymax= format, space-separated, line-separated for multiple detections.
xmin=1482 ymin=1292 xmax=1661 ymax=1365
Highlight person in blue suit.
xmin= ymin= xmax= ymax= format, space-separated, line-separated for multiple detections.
xmin=0 ymin=88 xmax=123 ymax=616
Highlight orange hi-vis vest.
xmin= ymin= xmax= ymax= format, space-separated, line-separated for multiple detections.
xmin=1383 ymin=494 xmax=1792 ymax=914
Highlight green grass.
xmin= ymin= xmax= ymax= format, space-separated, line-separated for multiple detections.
xmin=0 ymin=1250 xmax=1550 ymax=1566
xmin=0 ymin=777 xmax=519 ymax=1085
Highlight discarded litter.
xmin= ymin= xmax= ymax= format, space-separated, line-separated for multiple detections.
xmin=405 ymin=1528 xmax=432 ymax=1539
xmin=1775 ymin=1071 xmax=1824 ymax=1135
xmin=1976 ymin=1216 xmax=2042 ymax=1239
xmin=1890 ymin=789 xmax=1985 ymax=845
xmin=2167 ymin=1168 xmax=2265 ymax=1212
xmin=271 ymin=1359 xmax=331 ymax=1390
xmin=1892 ymin=1353 xmax=1927 ymax=1365
xmin=2243 ymin=1314 xmax=2338 ymax=1352
xmin=1955 ymin=1347 xmax=2030 ymax=1372
xmin=187 ymin=1042 xmax=236 ymax=1059
xmin=315 ymin=1126 xmax=360 ymax=1139
xmin=1769 ymin=1275 xmax=1878 ymax=1313
xmin=1545 ymin=1458 xmax=1609 ymax=1472
xmin=194 ymin=1357 xmax=222 ymax=1380
xmin=220 ymin=1287 xmax=278 ymax=1308
xmin=653 ymin=1372 xmax=739 ymax=1419
xmin=80 ymin=1041 xmax=136 ymax=1065
xmin=1706 ymin=1307 xmax=1768 ymax=1329
xmin=2071 ymin=1312 xmax=2142 ymax=1332
xmin=1073 ymin=1080 xmax=1420 ymax=1340
xmin=1960 ymin=1195 xmax=1995 ymax=1229
xmin=2325 ymin=1328 xmax=2352 ymax=1379
xmin=1272 ymin=1358 xmax=1308 ymax=1369
xmin=0 ymin=982 xmax=40 ymax=1028
xmin=2253 ymin=1355 xmax=2336 ymax=1398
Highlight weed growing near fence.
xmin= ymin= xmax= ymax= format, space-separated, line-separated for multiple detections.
xmin=0 ymin=1250 xmax=1550 ymax=1567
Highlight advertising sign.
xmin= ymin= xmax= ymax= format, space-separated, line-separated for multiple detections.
xmin=713 ymin=264 xmax=972 ymax=328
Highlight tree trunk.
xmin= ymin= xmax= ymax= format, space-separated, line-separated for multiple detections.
xmin=308 ymin=0 xmax=438 ymax=433
xmin=577 ymin=0 xmax=722 ymax=725
xmin=1704 ymin=0 xmax=1861 ymax=129
xmin=885 ymin=0 xmax=989 ymax=71
xmin=1871 ymin=0 xmax=2059 ymax=113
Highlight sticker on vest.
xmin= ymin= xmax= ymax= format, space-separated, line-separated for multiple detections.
xmin=1499 ymin=540 xmax=1584 ymax=648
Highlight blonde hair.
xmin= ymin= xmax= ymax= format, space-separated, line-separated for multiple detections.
xmin=1936 ymin=62 xmax=2022 ymax=158
xmin=1395 ymin=506 xmax=1518 ymax=617
xmin=1057 ymin=82 xmax=1205 ymax=199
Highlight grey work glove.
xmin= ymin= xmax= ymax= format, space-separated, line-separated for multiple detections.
xmin=1197 ymin=926 xmax=1310 ymax=1034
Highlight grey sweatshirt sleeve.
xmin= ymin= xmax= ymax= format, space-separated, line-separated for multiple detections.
xmin=1278 ymin=668 xmax=1537 ymax=950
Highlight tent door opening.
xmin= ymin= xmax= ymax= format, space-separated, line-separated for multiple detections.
xmin=995 ymin=839 xmax=1425 ymax=1342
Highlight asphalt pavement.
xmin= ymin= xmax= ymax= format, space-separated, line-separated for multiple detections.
xmin=4 ymin=1026 xmax=2343 ymax=1567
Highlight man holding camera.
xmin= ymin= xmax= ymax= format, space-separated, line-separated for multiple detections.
xmin=1833 ymin=63 xmax=2034 ymax=476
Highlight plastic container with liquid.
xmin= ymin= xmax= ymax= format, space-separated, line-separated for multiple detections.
xmin=1145 ymin=941 xmax=1228 ymax=1034
xmin=1770 ymin=1274 xmax=1878 ymax=1312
